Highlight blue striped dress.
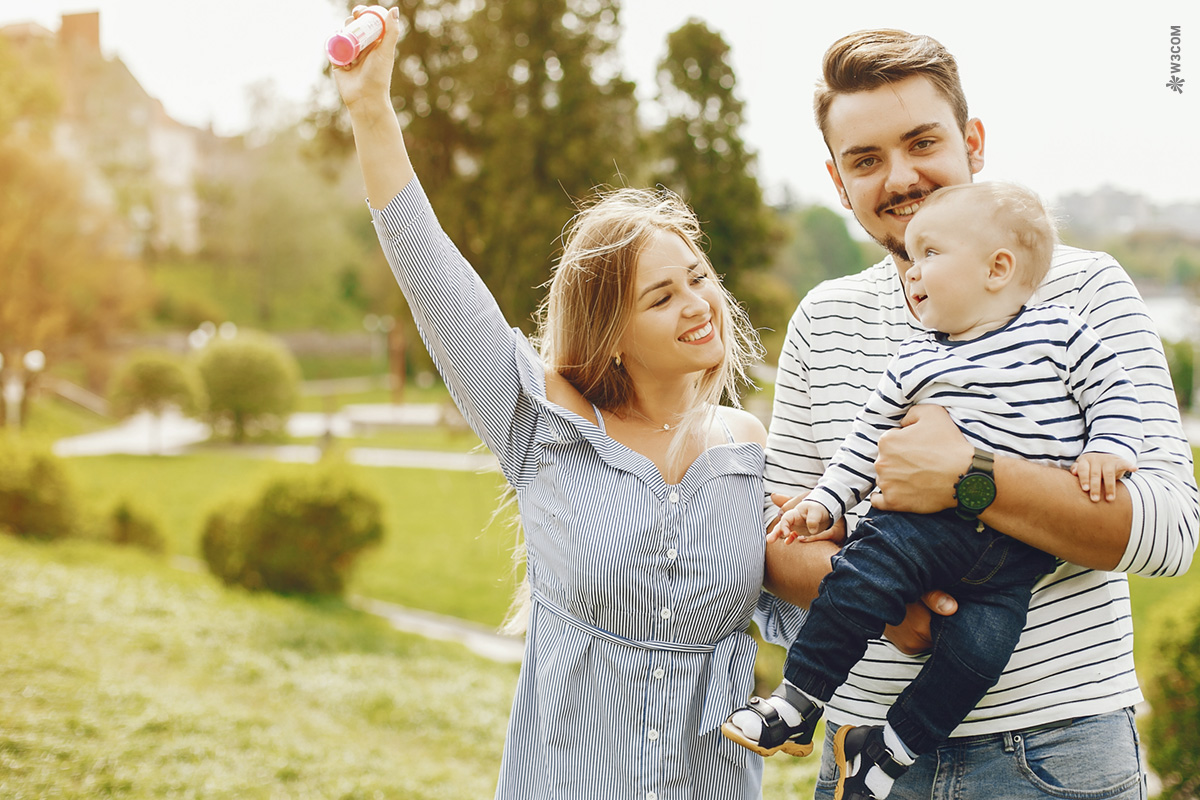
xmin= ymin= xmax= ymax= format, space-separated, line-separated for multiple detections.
xmin=372 ymin=179 xmax=769 ymax=800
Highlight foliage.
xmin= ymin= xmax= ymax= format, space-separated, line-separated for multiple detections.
xmin=0 ymin=440 xmax=79 ymax=541
xmin=0 ymin=35 xmax=61 ymax=142
xmin=196 ymin=129 xmax=375 ymax=327
xmin=647 ymin=19 xmax=783 ymax=332
xmin=108 ymin=350 xmax=204 ymax=419
xmin=1163 ymin=338 xmax=1195 ymax=411
xmin=201 ymin=467 xmax=385 ymax=596
xmin=1143 ymin=581 xmax=1200 ymax=800
xmin=195 ymin=331 xmax=300 ymax=443
xmin=107 ymin=498 xmax=165 ymax=554
xmin=0 ymin=139 xmax=152 ymax=388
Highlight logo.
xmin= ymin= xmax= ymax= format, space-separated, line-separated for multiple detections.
xmin=1168 ymin=26 xmax=1183 ymax=93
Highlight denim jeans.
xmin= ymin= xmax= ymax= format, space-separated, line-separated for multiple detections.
xmin=813 ymin=707 xmax=1147 ymax=800
xmin=784 ymin=509 xmax=1057 ymax=754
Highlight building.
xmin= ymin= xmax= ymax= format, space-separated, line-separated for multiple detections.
xmin=1 ymin=11 xmax=219 ymax=257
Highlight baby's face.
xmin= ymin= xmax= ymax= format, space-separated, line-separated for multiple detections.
xmin=903 ymin=199 xmax=1000 ymax=337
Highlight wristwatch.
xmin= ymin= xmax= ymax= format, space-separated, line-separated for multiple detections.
xmin=954 ymin=448 xmax=996 ymax=520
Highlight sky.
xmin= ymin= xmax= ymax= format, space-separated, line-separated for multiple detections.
xmin=1 ymin=0 xmax=1197 ymax=211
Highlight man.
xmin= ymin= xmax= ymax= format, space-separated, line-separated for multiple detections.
xmin=757 ymin=29 xmax=1199 ymax=800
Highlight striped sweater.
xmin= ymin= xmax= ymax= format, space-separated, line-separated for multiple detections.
xmin=760 ymin=247 xmax=1198 ymax=736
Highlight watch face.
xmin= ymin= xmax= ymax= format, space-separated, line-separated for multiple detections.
xmin=957 ymin=473 xmax=996 ymax=512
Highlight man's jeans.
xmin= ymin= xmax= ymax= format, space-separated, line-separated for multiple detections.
xmin=813 ymin=707 xmax=1147 ymax=800
xmin=784 ymin=509 xmax=1056 ymax=753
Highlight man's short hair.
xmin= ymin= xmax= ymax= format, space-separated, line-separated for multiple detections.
xmin=814 ymin=29 xmax=969 ymax=146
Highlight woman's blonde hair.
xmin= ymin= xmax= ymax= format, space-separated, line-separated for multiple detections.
xmin=499 ymin=186 xmax=763 ymax=635
xmin=537 ymin=185 xmax=761 ymax=460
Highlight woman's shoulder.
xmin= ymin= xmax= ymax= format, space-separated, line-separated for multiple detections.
xmin=716 ymin=406 xmax=767 ymax=447
xmin=545 ymin=369 xmax=600 ymax=426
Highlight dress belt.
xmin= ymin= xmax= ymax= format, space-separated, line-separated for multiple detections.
xmin=531 ymin=587 xmax=718 ymax=653
xmin=529 ymin=587 xmax=757 ymax=737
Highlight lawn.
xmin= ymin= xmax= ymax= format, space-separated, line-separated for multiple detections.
xmin=0 ymin=536 xmax=820 ymax=798
xmin=0 ymin=535 xmax=518 ymax=799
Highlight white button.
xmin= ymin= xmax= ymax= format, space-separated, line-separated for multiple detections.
xmin=647 ymin=793 xmax=658 ymax=800
xmin=647 ymin=729 xmax=659 ymax=741
xmin=660 ymin=607 xmax=672 ymax=619
xmin=669 ymin=491 xmax=679 ymax=503
xmin=653 ymin=668 xmax=665 ymax=679
xmin=666 ymin=547 xmax=678 ymax=559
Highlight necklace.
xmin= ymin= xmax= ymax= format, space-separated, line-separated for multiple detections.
xmin=628 ymin=408 xmax=676 ymax=432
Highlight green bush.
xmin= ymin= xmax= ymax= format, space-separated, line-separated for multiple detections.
xmin=195 ymin=331 xmax=299 ymax=443
xmin=107 ymin=498 xmax=165 ymax=554
xmin=108 ymin=350 xmax=204 ymax=419
xmin=0 ymin=440 xmax=78 ymax=540
xmin=201 ymin=467 xmax=384 ymax=595
xmin=1143 ymin=581 xmax=1200 ymax=799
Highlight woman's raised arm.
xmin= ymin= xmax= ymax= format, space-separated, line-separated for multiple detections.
xmin=332 ymin=6 xmax=413 ymax=209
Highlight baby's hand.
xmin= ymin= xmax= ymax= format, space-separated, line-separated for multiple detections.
xmin=1070 ymin=453 xmax=1137 ymax=502
xmin=770 ymin=501 xmax=837 ymax=544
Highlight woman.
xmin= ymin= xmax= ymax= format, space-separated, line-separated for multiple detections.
xmin=333 ymin=8 xmax=773 ymax=797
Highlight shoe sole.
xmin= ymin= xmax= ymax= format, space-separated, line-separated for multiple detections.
xmin=720 ymin=721 xmax=814 ymax=758
xmin=832 ymin=725 xmax=854 ymax=800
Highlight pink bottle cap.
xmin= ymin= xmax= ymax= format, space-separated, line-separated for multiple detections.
xmin=327 ymin=33 xmax=360 ymax=67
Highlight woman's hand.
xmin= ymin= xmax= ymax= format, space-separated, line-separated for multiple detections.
xmin=331 ymin=6 xmax=402 ymax=112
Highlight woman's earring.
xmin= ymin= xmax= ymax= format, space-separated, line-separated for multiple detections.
xmin=614 ymin=353 xmax=622 ymax=368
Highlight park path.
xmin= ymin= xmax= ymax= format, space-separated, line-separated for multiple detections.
xmin=58 ymin=405 xmax=520 ymax=662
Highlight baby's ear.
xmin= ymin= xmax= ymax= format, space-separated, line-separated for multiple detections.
xmin=987 ymin=248 xmax=1017 ymax=289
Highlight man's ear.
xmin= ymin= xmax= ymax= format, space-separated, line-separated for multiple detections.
xmin=826 ymin=159 xmax=852 ymax=210
xmin=987 ymin=248 xmax=1017 ymax=289
xmin=965 ymin=118 xmax=986 ymax=176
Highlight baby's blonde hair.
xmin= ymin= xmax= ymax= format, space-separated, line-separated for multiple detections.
xmin=921 ymin=182 xmax=1058 ymax=287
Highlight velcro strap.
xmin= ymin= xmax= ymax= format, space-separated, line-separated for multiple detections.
xmin=864 ymin=736 xmax=908 ymax=779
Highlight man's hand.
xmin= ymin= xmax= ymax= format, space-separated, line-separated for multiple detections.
xmin=872 ymin=405 xmax=971 ymax=514
xmin=883 ymin=591 xmax=959 ymax=654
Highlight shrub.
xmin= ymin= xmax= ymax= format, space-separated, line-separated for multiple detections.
xmin=108 ymin=499 xmax=166 ymax=554
xmin=0 ymin=441 xmax=78 ymax=540
xmin=201 ymin=467 xmax=384 ymax=595
xmin=195 ymin=331 xmax=299 ymax=443
xmin=1143 ymin=582 xmax=1200 ymax=799
xmin=109 ymin=350 xmax=204 ymax=418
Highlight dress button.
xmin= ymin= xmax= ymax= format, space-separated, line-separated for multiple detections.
xmin=647 ymin=729 xmax=659 ymax=741
xmin=669 ymin=491 xmax=679 ymax=503
xmin=647 ymin=793 xmax=658 ymax=800
xmin=660 ymin=607 xmax=672 ymax=619
xmin=653 ymin=668 xmax=665 ymax=679
xmin=666 ymin=547 xmax=677 ymax=559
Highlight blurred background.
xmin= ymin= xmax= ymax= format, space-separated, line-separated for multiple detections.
xmin=1 ymin=1 xmax=1197 ymax=798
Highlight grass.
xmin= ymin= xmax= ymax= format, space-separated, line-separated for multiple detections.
xmin=0 ymin=535 xmax=518 ymax=800
xmin=61 ymin=454 xmax=518 ymax=628
xmin=0 ymin=536 xmax=819 ymax=798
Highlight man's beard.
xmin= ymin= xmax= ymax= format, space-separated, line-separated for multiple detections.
xmin=862 ymin=187 xmax=936 ymax=263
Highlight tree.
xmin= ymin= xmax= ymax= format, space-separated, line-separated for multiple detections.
xmin=647 ymin=19 xmax=782 ymax=331
xmin=0 ymin=38 xmax=150 ymax=391
xmin=198 ymin=127 xmax=373 ymax=327
xmin=108 ymin=350 xmax=205 ymax=453
xmin=195 ymin=331 xmax=299 ymax=443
